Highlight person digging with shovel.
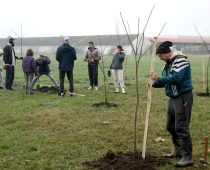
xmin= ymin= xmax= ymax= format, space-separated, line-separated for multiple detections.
xmin=150 ymin=41 xmax=194 ymax=167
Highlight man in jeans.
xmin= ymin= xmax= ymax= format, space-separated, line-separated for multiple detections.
xmin=150 ymin=41 xmax=193 ymax=167
xmin=56 ymin=36 xmax=77 ymax=97
xmin=3 ymin=37 xmax=23 ymax=90
xmin=84 ymin=41 xmax=101 ymax=90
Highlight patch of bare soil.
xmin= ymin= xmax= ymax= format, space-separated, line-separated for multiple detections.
xmin=197 ymin=92 xmax=210 ymax=96
xmin=84 ymin=151 xmax=170 ymax=170
xmin=36 ymin=85 xmax=59 ymax=93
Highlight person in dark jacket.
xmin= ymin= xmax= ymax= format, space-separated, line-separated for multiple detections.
xmin=110 ymin=45 xmax=126 ymax=94
xmin=150 ymin=41 xmax=193 ymax=167
xmin=22 ymin=49 xmax=37 ymax=94
xmin=84 ymin=41 xmax=101 ymax=90
xmin=56 ymin=36 xmax=77 ymax=97
xmin=3 ymin=37 xmax=23 ymax=90
xmin=31 ymin=55 xmax=59 ymax=89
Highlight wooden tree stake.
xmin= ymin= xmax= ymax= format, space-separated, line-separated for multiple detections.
xmin=200 ymin=136 xmax=210 ymax=164
xmin=142 ymin=37 xmax=157 ymax=159
xmin=203 ymin=57 xmax=205 ymax=92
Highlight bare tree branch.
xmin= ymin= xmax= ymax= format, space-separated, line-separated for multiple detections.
xmin=194 ymin=24 xmax=210 ymax=94
xmin=137 ymin=4 xmax=155 ymax=63
xmin=120 ymin=12 xmax=136 ymax=54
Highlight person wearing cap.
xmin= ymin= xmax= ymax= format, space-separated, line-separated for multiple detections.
xmin=31 ymin=54 xmax=59 ymax=89
xmin=0 ymin=48 xmax=4 ymax=89
xmin=56 ymin=36 xmax=77 ymax=97
xmin=150 ymin=41 xmax=193 ymax=167
xmin=110 ymin=45 xmax=126 ymax=94
xmin=84 ymin=41 xmax=101 ymax=90
xmin=3 ymin=37 xmax=23 ymax=90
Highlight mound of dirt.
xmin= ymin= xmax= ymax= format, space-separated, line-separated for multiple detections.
xmin=84 ymin=151 xmax=170 ymax=170
xmin=92 ymin=102 xmax=117 ymax=108
xmin=36 ymin=85 xmax=59 ymax=93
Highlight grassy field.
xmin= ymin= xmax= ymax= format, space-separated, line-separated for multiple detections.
xmin=0 ymin=54 xmax=209 ymax=170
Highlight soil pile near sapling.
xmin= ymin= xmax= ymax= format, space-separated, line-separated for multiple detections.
xmin=84 ymin=151 xmax=170 ymax=170
xmin=36 ymin=85 xmax=59 ymax=93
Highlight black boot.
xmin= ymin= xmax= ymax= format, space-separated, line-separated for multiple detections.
xmin=164 ymin=145 xmax=182 ymax=158
xmin=165 ymin=137 xmax=182 ymax=158
xmin=175 ymin=137 xmax=193 ymax=167
xmin=175 ymin=156 xmax=193 ymax=167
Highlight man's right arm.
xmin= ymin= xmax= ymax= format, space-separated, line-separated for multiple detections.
xmin=96 ymin=49 xmax=101 ymax=60
xmin=72 ymin=48 xmax=77 ymax=61
xmin=84 ymin=51 xmax=88 ymax=62
xmin=44 ymin=56 xmax=51 ymax=64
xmin=150 ymin=71 xmax=165 ymax=88
xmin=94 ymin=49 xmax=101 ymax=61
xmin=152 ymin=81 xmax=165 ymax=88
xmin=56 ymin=47 xmax=60 ymax=61
xmin=3 ymin=46 xmax=10 ymax=63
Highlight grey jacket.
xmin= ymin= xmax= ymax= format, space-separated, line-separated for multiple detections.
xmin=110 ymin=52 xmax=125 ymax=69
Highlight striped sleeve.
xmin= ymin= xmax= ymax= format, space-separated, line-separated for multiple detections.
xmin=171 ymin=58 xmax=189 ymax=72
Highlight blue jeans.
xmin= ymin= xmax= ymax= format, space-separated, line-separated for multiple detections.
xmin=24 ymin=73 xmax=34 ymax=93
xmin=5 ymin=65 xmax=14 ymax=89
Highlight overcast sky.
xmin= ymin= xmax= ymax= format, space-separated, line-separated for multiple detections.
xmin=0 ymin=0 xmax=210 ymax=38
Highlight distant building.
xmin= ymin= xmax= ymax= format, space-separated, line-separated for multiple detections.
xmin=0 ymin=35 xmax=142 ymax=56
xmin=0 ymin=35 xmax=209 ymax=56
xmin=157 ymin=36 xmax=210 ymax=54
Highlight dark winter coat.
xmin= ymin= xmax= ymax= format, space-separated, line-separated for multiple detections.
xmin=152 ymin=51 xmax=193 ymax=97
xmin=56 ymin=43 xmax=77 ymax=71
xmin=110 ymin=51 xmax=125 ymax=69
xmin=3 ymin=44 xmax=18 ymax=64
xmin=22 ymin=56 xmax=37 ymax=73
xmin=36 ymin=56 xmax=51 ymax=74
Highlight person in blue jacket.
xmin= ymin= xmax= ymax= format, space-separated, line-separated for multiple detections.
xmin=150 ymin=41 xmax=193 ymax=167
xmin=56 ymin=36 xmax=77 ymax=97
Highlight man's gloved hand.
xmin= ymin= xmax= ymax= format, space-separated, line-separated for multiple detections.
xmin=19 ymin=57 xmax=23 ymax=60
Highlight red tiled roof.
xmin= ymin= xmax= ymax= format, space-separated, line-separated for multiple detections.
xmin=157 ymin=37 xmax=210 ymax=44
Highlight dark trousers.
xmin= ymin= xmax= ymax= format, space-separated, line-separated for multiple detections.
xmin=5 ymin=65 xmax=14 ymax=89
xmin=88 ymin=64 xmax=98 ymax=87
xmin=59 ymin=71 xmax=73 ymax=93
xmin=167 ymin=92 xmax=193 ymax=158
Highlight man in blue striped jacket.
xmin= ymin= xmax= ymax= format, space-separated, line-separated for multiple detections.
xmin=150 ymin=41 xmax=193 ymax=167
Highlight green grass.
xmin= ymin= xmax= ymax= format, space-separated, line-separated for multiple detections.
xmin=0 ymin=54 xmax=209 ymax=169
